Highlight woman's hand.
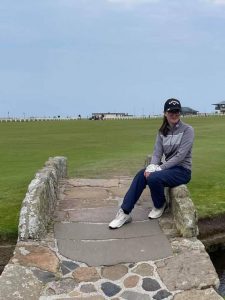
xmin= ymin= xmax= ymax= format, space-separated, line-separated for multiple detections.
xmin=144 ymin=171 xmax=150 ymax=178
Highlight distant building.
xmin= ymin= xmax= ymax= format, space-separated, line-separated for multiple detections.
xmin=212 ymin=101 xmax=225 ymax=113
xmin=181 ymin=107 xmax=198 ymax=115
xmin=91 ymin=112 xmax=133 ymax=120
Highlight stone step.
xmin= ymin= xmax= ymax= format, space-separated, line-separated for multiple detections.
xmin=54 ymin=220 xmax=161 ymax=240
xmin=57 ymin=235 xmax=173 ymax=266
xmin=57 ymin=198 xmax=118 ymax=210
xmin=66 ymin=178 xmax=121 ymax=188
xmin=54 ymin=206 xmax=149 ymax=222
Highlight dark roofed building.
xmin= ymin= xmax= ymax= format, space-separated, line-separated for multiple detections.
xmin=181 ymin=107 xmax=198 ymax=115
xmin=212 ymin=101 xmax=225 ymax=113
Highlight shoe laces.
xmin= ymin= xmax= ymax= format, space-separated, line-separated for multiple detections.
xmin=116 ymin=209 xmax=126 ymax=218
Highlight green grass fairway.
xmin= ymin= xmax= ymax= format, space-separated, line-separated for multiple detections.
xmin=0 ymin=116 xmax=225 ymax=239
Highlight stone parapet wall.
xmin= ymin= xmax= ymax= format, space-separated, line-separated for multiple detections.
xmin=18 ymin=156 xmax=67 ymax=241
xmin=169 ymin=185 xmax=199 ymax=238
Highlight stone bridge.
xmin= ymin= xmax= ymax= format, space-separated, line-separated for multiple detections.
xmin=0 ymin=157 xmax=222 ymax=300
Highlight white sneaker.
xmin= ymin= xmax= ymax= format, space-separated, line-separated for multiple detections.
xmin=109 ymin=209 xmax=132 ymax=229
xmin=148 ymin=203 xmax=166 ymax=219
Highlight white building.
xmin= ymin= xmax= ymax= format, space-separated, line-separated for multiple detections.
xmin=212 ymin=101 xmax=225 ymax=113
xmin=91 ymin=112 xmax=133 ymax=120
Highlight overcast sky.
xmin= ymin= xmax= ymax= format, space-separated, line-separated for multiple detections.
xmin=1 ymin=0 xmax=225 ymax=118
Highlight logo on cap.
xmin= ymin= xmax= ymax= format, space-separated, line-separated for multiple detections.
xmin=169 ymin=100 xmax=179 ymax=106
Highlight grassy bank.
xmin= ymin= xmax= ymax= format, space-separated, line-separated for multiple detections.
xmin=0 ymin=116 xmax=225 ymax=239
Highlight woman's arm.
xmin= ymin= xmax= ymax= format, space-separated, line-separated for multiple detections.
xmin=150 ymin=133 xmax=164 ymax=166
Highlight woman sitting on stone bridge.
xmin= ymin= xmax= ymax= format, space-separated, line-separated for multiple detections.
xmin=109 ymin=98 xmax=194 ymax=229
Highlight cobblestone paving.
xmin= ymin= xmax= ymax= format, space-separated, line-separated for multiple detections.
xmin=11 ymin=234 xmax=219 ymax=299
xmin=38 ymin=258 xmax=173 ymax=299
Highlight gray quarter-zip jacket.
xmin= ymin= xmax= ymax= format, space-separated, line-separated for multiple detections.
xmin=150 ymin=120 xmax=194 ymax=171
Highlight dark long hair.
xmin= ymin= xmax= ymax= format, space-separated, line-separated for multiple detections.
xmin=159 ymin=116 xmax=169 ymax=136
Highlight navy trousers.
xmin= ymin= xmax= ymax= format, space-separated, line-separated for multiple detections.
xmin=121 ymin=166 xmax=191 ymax=213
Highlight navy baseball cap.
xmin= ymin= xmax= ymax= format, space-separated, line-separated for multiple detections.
xmin=164 ymin=98 xmax=181 ymax=112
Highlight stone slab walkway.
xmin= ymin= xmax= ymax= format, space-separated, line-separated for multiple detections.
xmin=54 ymin=177 xmax=172 ymax=266
xmin=0 ymin=177 xmax=223 ymax=300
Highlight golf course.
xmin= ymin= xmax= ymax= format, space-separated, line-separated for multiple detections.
xmin=0 ymin=115 xmax=225 ymax=241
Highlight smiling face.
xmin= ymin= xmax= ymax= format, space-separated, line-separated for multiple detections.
xmin=165 ymin=109 xmax=181 ymax=126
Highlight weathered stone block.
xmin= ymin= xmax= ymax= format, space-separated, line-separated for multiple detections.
xmin=123 ymin=275 xmax=139 ymax=288
xmin=121 ymin=291 xmax=150 ymax=300
xmin=101 ymin=282 xmax=121 ymax=297
xmin=73 ymin=267 xmax=100 ymax=283
xmin=173 ymin=288 xmax=223 ymax=300
xmin=101 ymin=264 xmax=128 ymax=280
xmin=132 ymin=262 xmax=154 ymax=276
xmin=18 ymin=156 xmax=67 ymax=240
xmin=43 ymin=278 xmax=78 ymax=295
xmin=142 ymin=277 xmax=161 ymax=291
xmin=156 ymin=251 xmax=219 ymax=291
xmin=0 ymin=264 xmax=43 ymax=300
xmin=80 ymin=283 xmax=97 ymax=293
xmin=170 ymin=185 xmax=199 ymax=238
xmin=12 ymin=245 xmax=59 ymax=273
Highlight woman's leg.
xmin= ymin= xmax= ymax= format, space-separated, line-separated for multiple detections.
xmin=109 ymin=168 xmax=147 ymax=228
xmin=121 ymin=168 xmax=147 ymax=213
xmin=147 ymin=166 xmax=191 ymax=209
